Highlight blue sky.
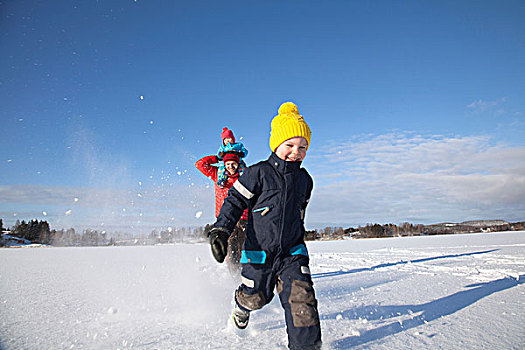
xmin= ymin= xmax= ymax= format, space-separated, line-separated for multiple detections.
xmin=1 ymin=0 xmax=524 ymax=233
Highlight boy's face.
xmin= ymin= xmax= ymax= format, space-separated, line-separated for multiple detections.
xmin=275 ymin=137 xmax=308 ymax=162
xmin=224 ymin=160 xmax=239 ymax=175
xmin=223 ymin=137 xmax=234 ymax=146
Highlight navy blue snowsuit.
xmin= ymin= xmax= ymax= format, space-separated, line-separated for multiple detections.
xmin=215 ymin=152 xmax=322 ymax=349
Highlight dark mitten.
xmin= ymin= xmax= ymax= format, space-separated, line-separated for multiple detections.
xmin=208 ymin=227 xmax=230 ymax=263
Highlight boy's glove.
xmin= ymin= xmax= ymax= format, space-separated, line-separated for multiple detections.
xmin=208 ymin=227 xmax=230 ymax=263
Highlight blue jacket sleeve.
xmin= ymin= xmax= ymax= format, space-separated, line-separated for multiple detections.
xmin=236 ymin=143 xmax=248 ymax=158
xmin=217 ymin=144 xmax=226 ymax=159
xmin=214 ymin=166 xmax=258 ymax=232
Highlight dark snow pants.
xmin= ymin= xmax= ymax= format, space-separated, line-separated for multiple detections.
xmin=235 ymin=254 xmax=322 ymax=350
xmin=226 ymin=220 xmax=247 ymax=272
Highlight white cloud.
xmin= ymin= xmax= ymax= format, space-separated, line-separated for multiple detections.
xmin=305 ymin=132 xmax=525 ymax=227
xmin=466 ymin=97 xmax=507 ymax=114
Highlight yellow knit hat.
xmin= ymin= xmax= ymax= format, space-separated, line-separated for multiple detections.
xmin=269 ymin=102 xmax=312 ymax=152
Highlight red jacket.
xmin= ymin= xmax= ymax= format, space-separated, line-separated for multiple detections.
xmin=195 ymin=155 xmax=249 ymax=220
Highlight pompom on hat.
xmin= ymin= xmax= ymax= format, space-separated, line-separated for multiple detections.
xmin=269 ymin=102 xmax=311 ymax=152
xmin=221 ymin=127 xmax=235 ymax=143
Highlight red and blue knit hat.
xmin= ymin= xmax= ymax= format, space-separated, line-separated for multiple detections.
xmin=221 ymin=127 xmax=235 ymax=143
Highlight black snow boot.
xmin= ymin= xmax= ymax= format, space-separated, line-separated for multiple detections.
xmin=232 ymin=302 xmax=250 ymax=329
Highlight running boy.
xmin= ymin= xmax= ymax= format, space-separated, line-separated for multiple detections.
xmin=208 ymin=102 xmax=322 ymax=349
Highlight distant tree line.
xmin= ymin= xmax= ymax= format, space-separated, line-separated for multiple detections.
xmin=147 ymin=226 xmax=206 ymax=245
xmin=3 ymin=219 xmax=109 ymax=246
xmin=11 ymin=219 xmax=52 ymax=243
xmin=304 ymin=223 xmax=425 ymax=240
xmin=305 ymin=221 xmax=525 ymax=240
xmin=0 ymin=219 xmax=207 ymax=247
xmin=2 ymin=218 xmax=524 ymax=247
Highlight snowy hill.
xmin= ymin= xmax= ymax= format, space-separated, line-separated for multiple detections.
xmin=0 ymin=233 xmax=48 ymax=248
xmin=1 ymin=231 xmax=523 ymax=349
xmin=460 ymin=219 xmax=509 ymax=227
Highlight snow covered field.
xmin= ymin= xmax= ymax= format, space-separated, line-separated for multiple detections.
xmin=1 ymin=231 xmax=524 ymax=350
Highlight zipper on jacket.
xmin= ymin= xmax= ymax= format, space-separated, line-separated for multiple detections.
xmin=278 ymin=170 xmax=288 ymax=254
